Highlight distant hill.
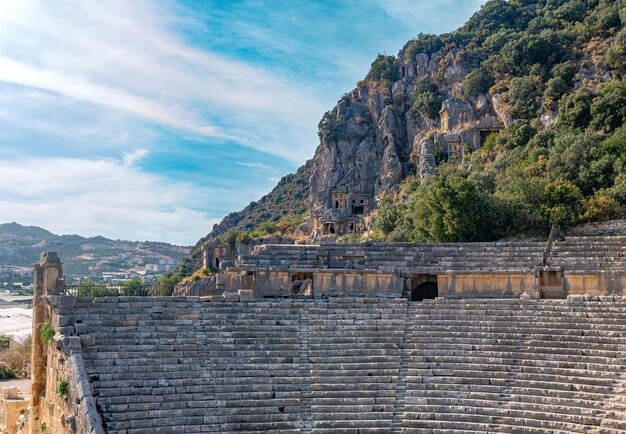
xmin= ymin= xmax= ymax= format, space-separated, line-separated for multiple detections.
xmin=0 ymin=222 xmax=190 ymax=280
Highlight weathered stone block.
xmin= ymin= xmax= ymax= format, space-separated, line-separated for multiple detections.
xmin=238 ymin=290 xmax=254 ymax=301
xmin=80 ymin=334 xmax=95 ymax=347
xmin=224 ymin=292 xmax=240 ymax=302
xmin=56 ymin=296 xmax=77 ymax=309
xmin=57 ymin=315 xmax=72 ymax=327
xmin=59 ymin=325 xmax=75 ymax=335
xmin=1 ymin=387 xmax=18 ymax=399
xmin=74 ymin=323 xmax=88 ymax=335
xmin=66 ymin=336 xmax=81 ymax=349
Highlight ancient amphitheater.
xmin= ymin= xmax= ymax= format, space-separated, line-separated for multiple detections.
xmin=2 ymin=233 xmax=626 ymax=433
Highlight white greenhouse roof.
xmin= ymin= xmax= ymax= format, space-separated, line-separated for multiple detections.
xmin=0 ymin=307 xmax=32 ymax=345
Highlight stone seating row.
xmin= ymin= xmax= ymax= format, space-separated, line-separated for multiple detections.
xmin=239 ymin=237 xmax=625 ymax=274
xmin=75 ymin=297 xmax=626 ymax=433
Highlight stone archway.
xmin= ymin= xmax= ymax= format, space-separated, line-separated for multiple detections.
xmin=410 ymin=277 xmax=438 ymax=301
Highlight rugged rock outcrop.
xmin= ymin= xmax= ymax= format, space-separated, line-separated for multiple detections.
xmin=308 ymin=52 xmax=504 ymax=238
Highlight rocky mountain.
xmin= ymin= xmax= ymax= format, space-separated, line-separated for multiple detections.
xmin=0 ymin=222 xmax=190 ymax=281
xmin=179 ymin=0 xmax=626 ymax=274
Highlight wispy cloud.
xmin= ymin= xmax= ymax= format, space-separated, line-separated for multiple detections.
xmin=0 ymin=57 xmax=224 ymax=138
xmin=122 ymin=149 xmax=149 ymax=167
xmin=0 ymin=0 xmax=325 ymax=161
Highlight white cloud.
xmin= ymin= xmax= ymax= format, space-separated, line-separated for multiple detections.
xmin=0 ymin=154 xmax=232 ymax=245
xmin=0 ymin=0 xmax=325 ymax=161
xmin=0 ymin=57 xmax=225 ymax=138
xmin=122 ymin=149 xmax=149 ymax=167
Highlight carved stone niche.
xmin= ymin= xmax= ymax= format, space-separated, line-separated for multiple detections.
xmin=537 ymin=267 xmax=565 ymax=299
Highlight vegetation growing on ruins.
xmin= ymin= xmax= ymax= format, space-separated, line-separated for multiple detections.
xmin=0 ymin=334 xmax=10 ymax=350
xmin=40 ymin=322 xmax=55 ymax=344
xmin=0 ymin=367 xmax=17 ymax=379
xmin=57 ymin=379 xmax=69 ymax=401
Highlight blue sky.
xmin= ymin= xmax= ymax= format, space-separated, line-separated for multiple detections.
xmin=0 ymin=0 xmax=484 ymax=245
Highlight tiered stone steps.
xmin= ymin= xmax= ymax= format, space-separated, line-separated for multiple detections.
xmin=308 ymin=299 xmax=407 ymax=433
xmin=550 ymin=236 xmax=626 ymax=272
xmin=393 ymin=298 xmax=626 ymax=433
xmin=203 ymin=301 xmax=308 ymax=433
xmin=241 ymin=237 xmax=626 ymax=275
xmin=79 ymin=298 xmax=215 ymax=433
xmin=75 ymin=297 xmax=626 ymax=433
xmin=244 ymin=242 xmax=547 ymax=272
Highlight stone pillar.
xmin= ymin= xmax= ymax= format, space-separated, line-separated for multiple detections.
xmin=30 ymin=252 xmax=62 ymax=433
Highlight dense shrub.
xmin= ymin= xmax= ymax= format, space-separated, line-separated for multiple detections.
xmin=0 ymin=367 xmax=17 ymax=380
xmin=499 ymin=121 xmax=537 ymax=149
xmin=403 ymin=34 xmax=445 ymax=60
xmin=462 ymin=68 xmax=494 ymax=100
xmin=553 ymin=0 xmax=588 ymax=23
xmin=597 ymin=123 xmax=626 ymax=164
xmin=551 ymin=61 xmax=577 ymax=83
xmin=368 ymin=54 xmax=400 ymax=83
xmin=605 ymin=29 xmax=626 ymax=78
xmin=591 ymin=81 xmax=626 ymax=133
xmin=413 ymin=80 xmax=445 ymax=119
xmin=505 ymin=76 xmax=542 ymax=119
xmin=410 ymin=176 xmax=503 ymax=242
xmin=557 ymin=87 xmax=594 ymax=130
xmin=544 ymin=77 xmax=570 ymax=100
xmin=318 ymin=108 xmax=340 ymax=142
xmin=546 ymin=132 xmax=605 ymax=194
xmin=496 ymin=32 xmax=567 ymax=76
xmin=463 ymin=0 xmax=532 ymax=34
xmin=542 ymin=180 xmax=583 ymax=227
xmin=217 ymin=228 xmax=239 ymax=247
xmin=583 ymin=189 xmax=625 ymax=221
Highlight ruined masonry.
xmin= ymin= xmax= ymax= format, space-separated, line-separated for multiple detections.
xmin=209 ymin=235 xmax=626 ymax=300
xmin=11 ymin=235 xmax=626 ymax=433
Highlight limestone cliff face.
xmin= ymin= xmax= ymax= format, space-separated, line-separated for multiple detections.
xmin=307 ymin=49 xmax=504 ymax=239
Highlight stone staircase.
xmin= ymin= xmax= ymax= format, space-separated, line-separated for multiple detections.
xmin=203 ymin=301 xmax=308 ymax=433
xmin=549 ymin=236 xmax=626 ymax=272
xmin=243 ymin=241 xmax=548 ymax=273
xmin=241 ymin=237 xmax=626 ymax=275
xmin=79 ymin=298 xmax=216 ymax=433
xmin=75 ymin=297 xmax=626 ymax=433
xmin=308 ymin=299 xmax=407 ymax=433
xmin=393 ymin=298 xmax=626 ymax=433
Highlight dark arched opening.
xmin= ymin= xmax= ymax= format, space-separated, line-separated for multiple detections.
xmin=411 ymin=281 xmax=438 ymax=301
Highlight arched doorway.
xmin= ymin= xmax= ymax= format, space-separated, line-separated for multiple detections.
xmin=411 ymin=281 xmax=438 ymax=301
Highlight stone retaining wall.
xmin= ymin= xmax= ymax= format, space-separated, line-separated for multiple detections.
xmin=33 ymin=295 xmax=104 ymax=434
xmin=29 ymin=253 xmax=103 ymax=434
